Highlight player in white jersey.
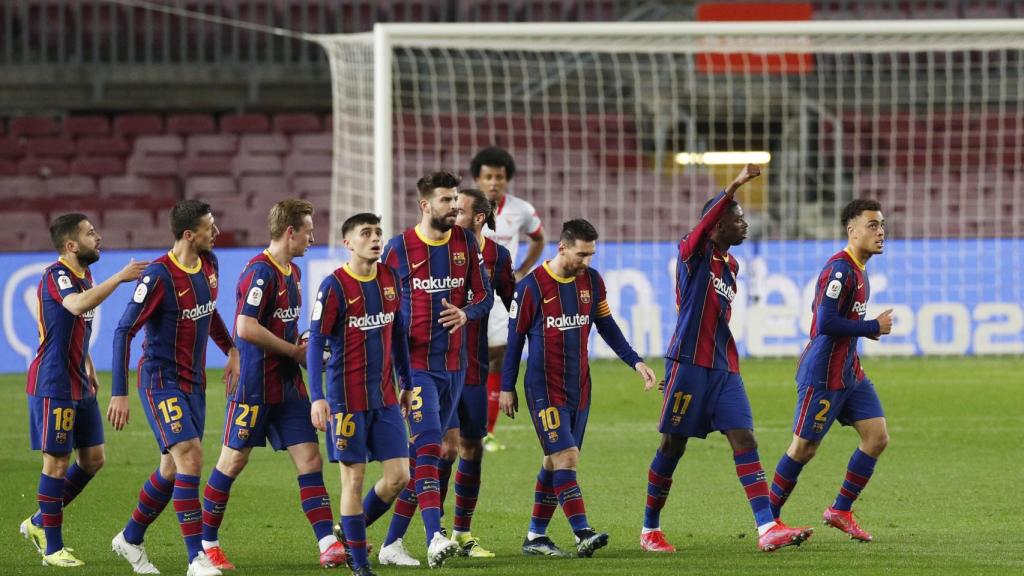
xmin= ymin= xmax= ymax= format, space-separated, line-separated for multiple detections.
xmin=470 ymin=147 xmax=545 ymax=452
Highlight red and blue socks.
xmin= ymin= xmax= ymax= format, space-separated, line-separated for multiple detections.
xmin=528 ymin=468 xmax=556 ymax=537
xmin=453 ymin=458 xmax=482 ymax=534
xmin=341 ymin=514 xmax=369 ymax=569
xmin=832 ymin=449 xmax=877 ymax=511
xmin=123 ymin=469 xmax=174 ymax=544
xmin=298 ymin=472 xmax=337 ymax=551
xmin=412 ymin=430 xmax=444 ymax=542
xmin=769 ymin=453 xmax=806 ymax=519
xmin=32 ymin=462 xmax=94 ymax=529
xmin=37 ymin=473 xmax=64 ymax=555
xmin=172 ymin=473 xmax=203 ymax=561
xmin=644 ymin=450 xmax=680 ymax=530
xmin=733 ymin=449 xmax=775 ymax=529
xmin=384 ymin=448 xmax=417 ymax=546
xmin=362 ymin=486 xmax=392 ymax=528
xmin=201 ymin=468 xmax=235 ymax=548
xmin=438 ymin=457 xmax=454 ymax=511
xmin=553 ymin=469 xmax=590 ymax=533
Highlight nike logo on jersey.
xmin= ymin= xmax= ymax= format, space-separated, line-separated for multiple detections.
xmin=177 ymin=288 xmax=190 ymax=297
xmin=543 ymin=296 xmax=558 ymax=304
xmin=279 ymin=289 xmax=289 ymax=296
xmin=411 ymin=259 xmax=427 ymax=270
xmin=857 ymin=283 xmax=864 ymax=290
xmin=347 ymin=296 xmax=361 ymax=305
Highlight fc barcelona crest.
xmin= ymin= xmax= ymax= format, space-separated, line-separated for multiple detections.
xmin=453 ymin=252 xmax=466 ymax=266
xmin=412 ymin=411 xmax=423 ymax=423
xmin=238 ymin=429 xmax=250 ymax=440
xmin=208 ymin=273 xmax=218 ymax=289
xmin=336 ymin=438 xmax=348 ymax=451
xmin=813 ymin=423 xmax=825 ymax=433
xmin=547 ymin=431 xmax=559 ymax=443
xmin=671 ymin=415 xmax=682 ymax=426
xmin=55 ymin=432 xmax=67 ymax=444
xmin=579 ymin=290 xmax=591 ymax=304
xmin=384 ymin=286 xmax=396 ymax=301
xmin=171 ymin=421 xmax=183 ymax=434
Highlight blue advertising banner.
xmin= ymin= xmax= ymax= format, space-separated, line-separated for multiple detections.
xmin=0 ymin=239 xmax=1021 ymax=374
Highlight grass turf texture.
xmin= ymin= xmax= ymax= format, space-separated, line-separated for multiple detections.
xmin=2 ymin=357 xmax=1021 ymax=575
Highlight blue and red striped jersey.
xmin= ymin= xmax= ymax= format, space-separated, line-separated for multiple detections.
xmin=502 ymin=263 xmax=642 ymax=411
xmin=381 ymin=225 xmax=493 ymax=371
xmin=112 ymin=251 xmax=234 ymax=396
xmin=230 ymin=250 xmax=306 ymax=405
xmin=26 ymin=260 xmax=96 ymax=400
xmin=665 ymin=190 xmax=741 ymax=373
xmin=796 ymin=249 xmax=879 ymax=390
xmin=307 ymin=262 xmax=411 ymax=412
xmin=465 ymin=237 xmax=515 ymax=386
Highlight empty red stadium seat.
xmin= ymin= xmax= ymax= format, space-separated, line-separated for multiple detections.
xmin=0 ymin=137 xmax=26 ymax=158
xmin=45 ymin=176 xmax=97 ymax=197
xmin=131 ymin=226 xmax=173 ymax=248
xmin=114 ymin=114 xmax=164 ymax=136
xmin=272 ymin=113 xmax=321 ymax=134
xmin=186 ymin=134 xmax=239 ymax=156
xmin=19 ymin=158 xmax=69 ymax=177
xmin=292 ymin=176 xmax=331 ymax=199
xmin=104 ymin=208 xmax=156 ymax=229
xmin=134 ymin=135 xmax=186 ymax=156
xmin=77 ymin=136 xmax=133 ymax=157
xmin=185 ymin=176 xmax=238 ymax=200
xmin=240 ymin=134 xmax=290 ymax=156
xmin=221 ymin=114 xmax=271 ymax=134
xmin=283 ymin=153 xmax=332 ymax=177
xmin=167 ymin=113 xmax=216 ymax=135
xmin=71 ymin=157 xmax=125 ymax=176
xmin=0 ymin=160 xmax=17 ymax=176
xmin=0 ymin=177 xmax=45 ymax=199
xmin=98 ymin=228 xmax=133 ymax=249
xmin=26 ymin=137 xmax=77 ymax=157
xmin=180 ymin=157 xmax=234 ymax=177
xmin=234 ymin=154 xmax=284 ymax=177
xmin=239 ymin=176 xmax=288 ymax=201
xmin=64 ymin=115 xmax=111 ymax=137
xmin=127 ymin=156 xmax=179 ymax=177
xmin=10 ymin=117 xmax=60 ymax=138
xmin=291 ymin=133 xmax=332 ymax=155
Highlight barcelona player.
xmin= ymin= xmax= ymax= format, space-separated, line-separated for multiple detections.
xmin=432 ymin=188 xmax=515 ymax=557
xmin=108 ymin=200 xmax=239 ymax=576
xmin=768 ymin=199 xmax=893 ymax=542
xmin=500 ymin=219 xmax=657 ymax=558
xmin=199 ymin=199 xmax=347 ymax=570
xmin=639 ymin=164 xmax=813 ymax=554
xmin=377 ymin=171 xmax=493 ymax=568
xmin=308 ymin=212 xmax=414 ymax=576
xmin=20 ymin=213 xmax=147 ymax=567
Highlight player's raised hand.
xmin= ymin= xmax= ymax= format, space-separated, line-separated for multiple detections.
xmin=875 ymin=308 xmax=894 ymax=336
xmin=634 ymin=362 xmax=657 ymax=391
xmin=731 ymin=163 xmax=762 ymax=188
xmin=439 ymin=298 xmax=468 ymax=333
xmin=107 ymin=395 xmax=130 ymax=431
xmin=116 ymin=258 xmax=150 ymax=283
xmin=310 ymin=399 xmax=330 ymax=432
xmin=499 ymin=390 xmax=518 ymax=419
xmin=223 ymin=347 xmax=240 ymax=394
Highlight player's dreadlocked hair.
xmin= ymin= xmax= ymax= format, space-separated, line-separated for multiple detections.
xmin=470 ymin=147 xmax=516 ymax=180
xmin=458 ymin=188 xmax=497 ymax=231
xmin=841 ymin=199 xmax=883 ymax=228
xmin=417 ymin=171 xmax=461 ymax=198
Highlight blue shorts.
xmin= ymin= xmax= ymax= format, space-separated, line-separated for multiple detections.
xmin=447 ymin=383 xmax=488 ymax=440
xmin=28 ymin=396 xmax=105 ymax=455
xmin=526 ymin=396 xmax=589 ymax=455
xmin=407 ymin=370 xmax=464 ymax=437
xmin=328 ymin=404 xmax=409 ymax=464
xmin=792 ymin=378 xmax=885 ymax=442
xmin=221 ymin=398 xmax=318 ymax=451
xmin=658 ymin=360 xmax=754 ymax=439
xmin=140 ymin=388 xmax=206 ymax=453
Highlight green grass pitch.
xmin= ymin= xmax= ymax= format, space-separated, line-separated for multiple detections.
xmin=2 ymin=357 xmax=1022 ymax=575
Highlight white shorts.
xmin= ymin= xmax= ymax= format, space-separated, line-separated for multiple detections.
xmin=487 ymin=301 xmax=510 ymax=347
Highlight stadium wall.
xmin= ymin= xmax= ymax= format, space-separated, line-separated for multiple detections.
xmin=1 ymin=240 xmax=1020 ymax=374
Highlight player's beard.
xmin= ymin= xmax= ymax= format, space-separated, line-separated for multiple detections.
xmin=429 ymin=214 xmax=454 ymax=233
xmin=78 ymin=247 xmax=100 ymax=266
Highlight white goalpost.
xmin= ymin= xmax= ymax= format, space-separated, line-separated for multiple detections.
xmin=316 ymin=20 xmax=1024 ymax=358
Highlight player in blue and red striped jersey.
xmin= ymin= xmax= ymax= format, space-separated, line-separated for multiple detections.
xmin=196 ymin=199 xmax=346 ymax=570
xmin=377 ymin=171 xmax=493 ymax=569
xmin=107 ymin=200 xmax=240 ymax=576
xmin=768 ymin=199 xmax=893 ymax=543
xmin=430 ymin=188 xmax=515 ymax=558
xmin=500 ymin=219 xmax=657 ymax=559
xmin=19 ymin=214 xmax=148 ymax=568
xmin=639 ymin=164 xmax=813 ymax=554
xmin=307 ymin=212 xmax=414 ymax=576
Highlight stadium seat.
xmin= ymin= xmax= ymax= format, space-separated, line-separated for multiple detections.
xmin=240 ymin=133 xmax=290 ymax=156
xmin=0 ymin=160 xmax=17 ymax=176
xmin=272 ymin=113 xmax=321 ymax=134
xmin=113 ymin=114 xmax=164 ymax=136
xmin=18 ymin=158 xmax=69 ymax=177
xmin=180 ymin=156 xmax=233 ymax=176
xmin=70 ymin=157 xmax=125 ymax=176
xmin=388 ymin=0 xmax=445 ymax=22
xmin=292 ymin=176 xmax=331 ymax=199
xmin=239 ymin=175 xmax=288 ymax=201
xmin=45 ymin=176 xmax=97 ymax=197
xmin=234 ymin=154 xmax=284 ymax=177
xmin=291 ymin=133 xmax=332 ymax=155
xmin=26 ymin=137 xmax=77 ymax=157
xmin=21 ymin=225 xmax=54 ymax=252
xmin=0 ymin=177 xmax=45 ymax=199
xmin=98 ymin=227 xmax=133 ymax=249
xmin=134 ymin=135 xmax=186 ymax=156
xmin=131 ymin=226 xmax=173 ymax=248
xmin=77 ymin=136 xmax=133 ymax=157
xmin=283 ymin=153 xmax=332 ymax=177
xmin=103 ymin=208 xmax=156 ymax=230
xmin=64 ymin=115 xmax=111 ymax=137
xmin=185 ymin=176 xmax=238 ymax=200
xmin=221 ymin=114 xmax=271 ymax=134
xmin=9 ymin=117 xmax=60 ymax=138
xmin=0 ymin=137 xmax=26 ymax=158
xmin=186 ymin=134 xmax=239 ymax=157
xmin=127 ymin=156 xmax=179 ymax=177
xmin=167 ymin=113 xmax=216 ymax=135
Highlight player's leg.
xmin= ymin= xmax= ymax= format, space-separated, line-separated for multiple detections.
xmin=339 ymin=462 xmax=370 ymax=570
xmin=439 ymin=426 xmax=459 ymax=515
xmin=824 ymin=380 xmax=887 ymax=542
xmin=484 ymin=341 xmax=507 ymax=452
xmin=769 ymin=381 xmax=839 ymax=519
xmin=38 ymin=452 xmax=71 ymax=558
xmin=640 ymin=433 xmax=686 ymax=553
xmin=167 ymin=438 xmax=206 ymax=565
xmin=451 ymin=382 xmax=492 ymax=557
xmin=363 ymin=405 xmax=412 ymax=528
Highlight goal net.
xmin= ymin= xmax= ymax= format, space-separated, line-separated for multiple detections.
xmin=317 ymin=20 xmax=1024 ymax=358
